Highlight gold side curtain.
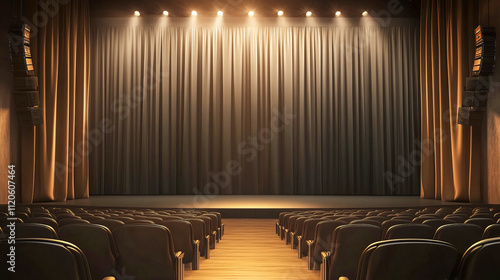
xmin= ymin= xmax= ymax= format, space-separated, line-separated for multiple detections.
xmin=21 ymin=0 xmax=90 ymax=202
xmin=420 ymin=0 xmax=481 ymax=202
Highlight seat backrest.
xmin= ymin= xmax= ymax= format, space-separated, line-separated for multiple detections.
xmin=356 ymin=239 xmax=460 ymax=280
xmin=202 ymin=214 xmax=218 ymax=233
xmin=288 ymin=215 xmax=300 ymax=233
xmin=465 ymin=218 xmax=495 ymax=230
xmin=124 ymin=219 xmax=155 ymax=224
xmin=158 ymin=220 xmax=195 ymax=263
xmin=482 ymin=224 xmax=500 ymax=239
xmin=113 ymin=224 xmax=177 ymax=280
xmin=196 ymin=215 xmax=212 ymax=236
xmin=422 ymin=218 xmax=454 ymax=231
xmin=16 ymin=223 xmax=58 ymax=239
xmin=185 ymin=218 xmax=207 ymax=257
xmin=0 ymin=217 xmax=23 ymax=229
xmin=26 ymin=217 xmax=59 ymax=231
xmin=434 ymin=224 xmax=483 ymax=254
xmin=384 ymin=224 xmax=434 ymax=240
xmin=0 ymin=238 xmax=91 ymax=280
xmin=59 ymin=224 xmax=117 ymax=280
xmin=458 ymin=237 xmax=500 ymax=280
xmin=163 ymin=216 xmax=184 ymax=221
xmin=58 ymin=218 xmax=90 ymax=227
xmin=381 ymin=219 xmax=410 ymax=238
xmin=329 ymin=224 xmax=381 ymax=280
xmin=350 ymin=219 xmax=381 ymax=227
xmin=93 ymin=219 xmax=125 ymax=233
xmin=312 ymin=220 xmax=346 ymax=264
xmin=301 ymin=218 xmax=323 ymax=255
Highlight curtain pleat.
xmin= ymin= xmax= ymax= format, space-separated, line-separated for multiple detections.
xmin=420 ymin=0 xmax=481 ymax=202
xmin=90 ymin=21 xmax=420 ymax=195
xmin=21 ymin=0 xmax=90 ymax=202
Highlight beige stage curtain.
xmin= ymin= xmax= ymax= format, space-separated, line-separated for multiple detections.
xmin=89 ymin=18 xmax=420 ymax=195
xmin=21 ymin=0 xmax=90 ymax=202
xmin=420 ymin=0 xmax=481 ymax=202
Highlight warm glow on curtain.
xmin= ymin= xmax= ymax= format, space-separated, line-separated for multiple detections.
xmin=420 ymin=0 xmax=481 ymax=202
xmin=21 ymin=0 xmax=90 ymax=202
xmin=89 ymin=19 xmax=420 ymax=195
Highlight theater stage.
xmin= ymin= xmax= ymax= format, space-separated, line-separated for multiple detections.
xmin=33 ymin=195 xmax=476 ymax=218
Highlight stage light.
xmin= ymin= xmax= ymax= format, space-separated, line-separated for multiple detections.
xmin=217 ymin=11 xmax=223 ymax=16
xmin=248 ymin=11 xmax=254 ymax=16
xmin=362 ymin=11 xmax=368 ymax=17
xmin=335 ymin=11 xmax=341 ymax=17
xmin=306 ymin=11 xmax=312 ymax=17
xmin=134 ymin=11 xmax=140 ymax=17
xmin=277 ymin=11 xmax=284 ymax=16
xmin=163 ymin=11 xmax=169 ymax=16
xmin=191 ymin=11 xmax=198 ymax=16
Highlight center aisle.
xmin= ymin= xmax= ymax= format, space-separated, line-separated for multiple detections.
xmin=185 ymin=219 xmax=320 ymax=280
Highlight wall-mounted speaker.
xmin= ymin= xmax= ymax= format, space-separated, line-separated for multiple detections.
xmin=14 ymin=91 xmax=40 ymax=108
xmin=14 ymin=76 xmax=38 ymax=91
xmin=458 ymin=107 xmax=484 ymax=126
xmin=18 ymin=107 xmax=43 ymax=126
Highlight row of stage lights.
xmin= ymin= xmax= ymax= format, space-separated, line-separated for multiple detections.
xmin=133 ymin=10 xmax=370 ymax=17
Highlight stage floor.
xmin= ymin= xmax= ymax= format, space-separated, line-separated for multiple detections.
xmin=33 ymin=195 xmax=475 ymax=218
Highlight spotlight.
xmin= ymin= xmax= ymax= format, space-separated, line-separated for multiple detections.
xmin=134 ymin=11 xmax=141 ymax=17
xmin=163 ymin=11 xmax=169 ymax=16
xmin=362 ymin=11 xmax=368 ymax=17
xmin=217 ymin=11 xmax=223 ymax=16
xmin=248 ymin=11 xmax=254 ymax=16
xmin=191 ymin=11 xmax=198 ymax=16
xmin=277 ymin=11 xmax=284 ymax=16
xmin=335 ymin=11 xmax=341 ymax=17
xmin=306 ymin=11 xmax=312 ymax=17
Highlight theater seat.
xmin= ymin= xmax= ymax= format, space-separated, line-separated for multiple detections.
xmin=0 ymin=238 xmax=102 ymax=280
xmin=113 ymin=224 xmax=183 ymax=280
xmin=185 ymin=218 xmax=210 ymax=259
xmin=58 ymin=218 xmax=90 ymax=227
xmin=458 ymin=237 xmax=500 ymax=280
xmin=298 ymin=218 xmax=323 ymax=258
xmin=434 ymin=224 xmax=483 ymax=254
xmin=158 ymin=220 xmax=200 ymax=270
xmin=59 ymin=224 xmax=117 ymax=280
xmin=384 ymin=224 xmax=434 ymax=240
xmin=355 ymin=239 xmax=460 ymax=280
xmin=321 ymin=224 xmax=381 ymax=280
xmin=93 ymin=219 xmax=125 ymax=232
xmin=482 ymin=224 xmax=500 ymax=239
xmin=380 ymin=219 xmax=410 ymax=239
xmin=308 ymin=220 xmax=346 ymax=270
xmin=465 ymin=218 xmax=496 ymax=230
xmin=422 ymin=219 xmax=455 ymax=231
xmin=16 ymin=223 xmax=58 ymax=239
xmin=26 ymin=217 xmax=59 ymax=231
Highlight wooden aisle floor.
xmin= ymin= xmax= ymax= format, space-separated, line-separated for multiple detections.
xmin=184 ymin=219 xmax=320 ymax=280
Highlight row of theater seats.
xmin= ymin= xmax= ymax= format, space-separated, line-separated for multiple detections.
xmin=276 ymin=206 xmax=500 ymax=280
xmin=0 ymin=206 xmax=224 ymax=280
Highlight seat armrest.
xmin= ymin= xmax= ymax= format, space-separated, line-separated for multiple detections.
xmin=210 ymin=231 xmax=217 ymax=249
xmin=297 ymin=235 xmax=303 ymax=259
xmin=192 ymin=240 xmax=200 ymax=270
xmin=221 ymin=223 xmax=225 ymax=237
xmin=307 ymin=240 xmax=315 ymax=270
xmin=290 ymin=232 xmax=296 ymax=249
xmin=205 ymin=235 xmax=210 ymax=259
xmin=175 ymin=251 xmax=184 ymax=280
xmin=320 ymin=251 xmax=331 ymax=280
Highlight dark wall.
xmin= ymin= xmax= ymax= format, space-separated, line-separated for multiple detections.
xmin=0 ymin=0 xmax=20 ymax=204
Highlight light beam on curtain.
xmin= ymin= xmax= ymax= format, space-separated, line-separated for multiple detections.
xmin=89 ymin=19 xmax=420 ymax=195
